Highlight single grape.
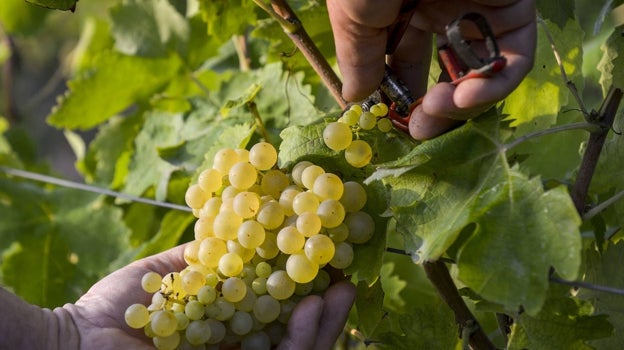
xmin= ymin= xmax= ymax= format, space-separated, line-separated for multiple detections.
xmin=256 ymin=200 xmax=284 ymax=230
xmin=141 ymin=271 xmax=162 ymax=294
xmin=214 ymin=297 xmax=236 ymax=321
xmin=323 ymin=121 xmax=353 ymax=151
xmin=235 ymin=148 xmax=250 ymax=163
xmin=125 ymin=303 xmax=150 ymax=329
xmin=218 ymin=252 xmax=244 ymax=277
xmin=291 ymin=161 xmax=313 ymax=187
xmin=256 ymin=231 xmax=279 ymax=260
xmin=153 ymin=331 xmax=180 ymax=350
xmin=227 ymin=240 xmax=255 ymax=263
xmin=327 ymin=223 xmax=349 ymax=243
xmin=249 ymin=142 xmax=278 ymax=171
xmin=194 ymin=216 xmax=215 ymax=240
xmin=252 ymin=277 xmax=268 ymax=295
xmin=236 ymin=288 xmax=258 ymax=313
xmin=261 ymin=170 xmax=290 ymax=199
xmin=198 ymin=237 xmax=227 ymax=268
xmin=229 ymin=162 xmax=258 ymax=190
xmin=296 ymin=212 xmax=322 ymax=237
xmin=197 ymin=285 xmax=217 ymax=305
xmin=312 ymin=269 xmax=331 ymax=292
xmin=278 ymin=186 xmax=301 ymax=216
xmin=237 ymin=220 xmax=266 ymax=249
xmin=151 ymin=310 xmax=178 ymax=337
xmin=185 ymin=319 xmax=212 ymax=345
xmin=174 ymin=312 xmax=189 ymax=331
xmin=206 ymin=319 xmax=226 ymax=344
xmin=340 ymin=181 xmax=367 ymax=213
xmin=358 ymin=111 xmax=377 ymax=130
xmin=286 ymin=253 xmax=318 ymax=283
xmin=253 ymin=295 xmax=281 ymax=324
xmin=349 ymin=104 xmax=363 ymax=115
xmin=377 ymin=117 xmax=393 ymax=132
xmin=312 ymin=173 xmax=344 ymax=201
xmin=345 ymin=139 xmax=372 ymax=168
xmin=266 ymin=270 xmax=296 ymax=300
xmin=232 ymin=191 xmax=261 ymax=219
xmin=339 ymin=109 xmax=360 ymax=126
xmin=330 ymin=242 xmax=354 ymax=269
xmin=316 ymin=199 xmax=346 ymax=228
xmin=241 ymin=331 xmax=272 ymax=350
xmin=199 ymin=197 xmax=222 ymax=219
xmin=255 ymin=261 xmax=272 ymax=278
xmin=345 ymin=211 xmax=375 ymax=244
xmin=276 ymin=226 xmax=305 ymax=254
xmin=213 ymin=210 xmax=242 ymax=241
xmin=304 ymin=234 xmax=335 ymax=265
xmin=182 ymin=270 xmax=205 ymax=295
xmin=213 ymin=148 xmax=239 ymax=174
xmin=185 ymin=184 xmax=209 ymax=209
xmin=183 ymin=240 xmax=201 ymax=265
xmin=198 ymin=168 xmax=223 ymax=193
xmin=185 ymin=300 xmax=205 ymax=321
xmin=230 ymin=311 xmax=254 ymax=336
xmin=301 ymin=165 xmax=325 ymax=190
xmin=292 ymin=191 xmax=320 ymax=215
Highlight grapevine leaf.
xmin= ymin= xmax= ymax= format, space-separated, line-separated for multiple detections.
xmin=355 ymin=280 xmax=386 ymax=337
xmin=47 ymin=51 xmax=183 ymax=130
xmin=502 ymin=19 xmax=583 ymax=132
xmin=536 ymin=0 xmax=575 ymax=29
xmin=109 ymin=0 xmax=189 ymax=58
xmin=508 ymin=285 xmax=613 ymax=350
xmin=132 ymin=210 xmax=195 ymax=260
xmin=578 ymin=242 xmax=624 ymax=349
xmin=0 ymin=180 xmax=131 ymax=308
xmin=0 ymin=0 xmax=49 ymax=35
xmin=378 ymin=112 xmax=582 ymax=315
xmin=25 ymin=0 xmax=77 ymax=11
xmin=198 ymin=0 xmax=259 ymax=43
xmin=598 ymin=25 xmax=624 ymax=97
xmin=379 ymin=262 xmax=407 ymax=311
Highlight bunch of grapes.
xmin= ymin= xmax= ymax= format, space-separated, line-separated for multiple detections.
xmin=323 ymin=102 xmax=393 ymax=168
xmin=124 ymin=142 xmax=375 ymax=350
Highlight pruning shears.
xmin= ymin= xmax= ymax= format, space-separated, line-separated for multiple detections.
xmin=377 ymin=1 xmax=507 ymax=132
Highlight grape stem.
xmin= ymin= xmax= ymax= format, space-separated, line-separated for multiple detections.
xmin=254 ymin=0 xmax=347 ymax=109
xmin=247 ymin=100 xmax=272 ymax=144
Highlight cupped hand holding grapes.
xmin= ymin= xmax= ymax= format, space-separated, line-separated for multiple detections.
xmin=1 ymin=245 xmax=355 ymax=350
xmin=327 ymin=0 xmax=536 ymax=140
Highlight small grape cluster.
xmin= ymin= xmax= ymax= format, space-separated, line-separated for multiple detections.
xmin=124 ymin=142 xmax=374 ymax=350
xmin=322 ymin=102 xmax=392 ymax=168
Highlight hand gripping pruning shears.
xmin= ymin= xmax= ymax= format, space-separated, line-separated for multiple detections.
xmin=377 ymin=2 xmax=507 ymax=132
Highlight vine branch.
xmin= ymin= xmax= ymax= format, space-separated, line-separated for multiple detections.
xmin=254 ymin=0 xmax=347 ymax=109
xmin=583 ymin=188 xmax=624 ymax=221
xmin=503 ymin=122 xmax=598 ymax=151
xmin=423 ymin=261 xmax=496 ymax=350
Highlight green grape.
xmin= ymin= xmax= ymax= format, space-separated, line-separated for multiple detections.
xmin=205 ymin=273 xmax=220 ymax=287
xmin=183 ymin=240 xmax=201 ymax=266
xmin=370 ymin=103 xmax=388 ymax=117
xmin=291 ymin=161 xmax=313 ymax=187
xmin=278 ymin=186 xmax=301 ymax=216
xmin=161 ymin=272 xmax=187 ymax=299
xmin=237 ymin=220 xmax=266 ymax=249
xmin=339 ymin=109 xmax=360 ymax=126
xmin=235 ymin=148 xmax=250 ymax=163
xmin=185 ymin=300 xmax=205 ymax=321
xmin=141 ymin=271 xmax=162 ymax=294
xmin=292 ymin=191 xmax=320 ymax=215
xmin=213 ymin=148 xmax=239 ymax=175
xmin=312 ymin=269 xmax=331 ymax=292
xmin=358 ymin=111 xmax=377 ymax=130
xmin=241 ymin=332 xmax=272 ymax=350
xmin=150 ymin=292 xmax=167 ymax=311
xmin=125 ymin=303 xmax=150 ymax=329
xmin=256 ymin=200 xmax=284 ymax=230
xmin=227 ymin=240 xmax=255 ymax=263
xmin=198 ymin=237 xmax=227 ymax=268
xmin=206 ymin=319 xmax=226 ymax=344
xmin=304 ymin=234 xmax=335 ymax=265
xmin=221 ymin=186 xmax=241 ymax=201
xmin=261 ymin=170 xmax=290 ymax=199
xmin=345 ymin=211 xmax=375 ymax=243
xmin=174 ymin=312 xmax=189 ymax=331
xmin=229 ymin=162 xmax=258 ymax=190
xmin=182 ymin=270 xmax=205 ymax=295
xmin=151 ymin=310 xmax=178 ymax=337
xmin=232 ymin=191 xmax=260 ymax=220
xmin=301 ymin=165 xmax=325 ymax=190
xmin=323 ymin=121 xmax=353 ymax=151
xmin=296 ymin=212 xmax=322 ymax=237
xmin=214 ymin=297 xmax=236 ymax=321
xmin=278 ymin=299 xmax=297 ymax=324
xmin=345 ymin=139 xmax=372 ymax=168
xmin=185 ymin=319 xmax=212 ymax=346
xmin=199 ymin=197 xmax=222 ymax=219
xmin=340 ymin=181 xmax=367 ymax=213
xmin=218 ymin=252 xmax=244 ymax=277
xmin=198 ymin=168 xmax=223 ymax=194
xmin=230 ymin=311 xmax=254 ymax=336
xmin=256 ymin=231 xmax=279 ymax=259
xmin=255 ymin=261 xmax=272 ymax=278
xmin=317 ymin=199 xmax=346 ymax=228
xmin=197 ymin=285 xmax=217 ymax=305
xmin=327 ymin=223 xmax=349 ymax=243
xmin=286 ymin=253 xmax=319 ymax=283
xmin=153 ymin=331 xmax=180 ymax=350
xmin=236 ymin=288 xmax=258 ymax=313
xmin=213 ymin=210 xmax=242 ymax=240
xmin=312 ymin=173 xmax=344 ymax=201
xmin=222 ymin=276 xmax=247 ymax=303
xmin=276 ymin=226 xmax=305 ymax=254
xmin=253 ymin=295 xmax=281 ymax=323
xmin=171 ymin=300 xmax=185 ymax=314
xmin=249 ymin=142 xmax=278 ymax=171
xmin=194 ymin=216 xmax=215 ymax=240
xmin=266 ymin=270 xmax=296 ymax=300
xmin=350 ymin=104 xmax=363 ymax=114
xmin=294 ymin=281 xmax=313 ymax=296
xmin=185 ymin=184 xmax=209 ymax=209
xmin=252 ymin=277 xmax=268 ymax=295
xmin=377 ymin=117 xmax=393 ymax=132
xmin=329 ymin=242 xmax=354 ymax=269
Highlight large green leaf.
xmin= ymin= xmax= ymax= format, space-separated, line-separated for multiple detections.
xmin=536 ymin=0 xmax=575 ymax=29
xmin=48 ymin=51 xmax=183 ymax=130
xmin=376 ymin=111 xmax=582 ymax=315
xmin=0 ymin=0 xmax=49 ymax=35
xmin=25 ymin=0 xmax=77 ymax=11
xmin=598 ymin=25 xmax=624 ymax=97
xmin=0 ymin=180 xmax=131 ymax=307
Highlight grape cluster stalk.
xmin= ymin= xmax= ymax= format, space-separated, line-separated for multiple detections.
xmin=323 ymin=102 xmax=393 ymax=167
xmin=124 ymin=142 xmax=375 ymax=350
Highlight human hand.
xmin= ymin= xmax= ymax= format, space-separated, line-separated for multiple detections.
xmin=62 ymin=245 xmax=356 ymax=350
xmin=327 ymin=0 xmax=536 ymax=139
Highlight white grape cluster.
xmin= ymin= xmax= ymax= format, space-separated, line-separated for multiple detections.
xmin=323 ymin=102 xmax=392 ymax=168
xmin=124 ymin=142 xmax=375 ymax=350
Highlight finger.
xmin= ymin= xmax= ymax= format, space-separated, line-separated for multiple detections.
xmin=327 ymin=0 xmax=403 ymax=101
xmin=313 ymin=281 xmax=357 ymax=350
xmin=387 ymin=24 xmax=432 ymax=99
xmin=277 ymin=295 xmax=323 ymax=350
xmin=132 ymin=244 xmax=189 ymax=276
xmin=408 ymin=95 xmax=463 ymax=140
